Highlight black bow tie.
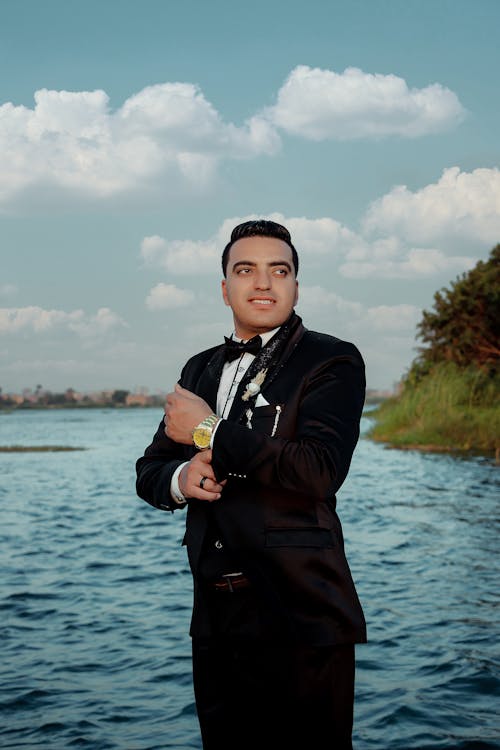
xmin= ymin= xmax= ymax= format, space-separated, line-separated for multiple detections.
xmin=223 ymin=335 xmax=263 ymax=362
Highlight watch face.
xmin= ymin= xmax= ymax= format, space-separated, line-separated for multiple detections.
xmin=193 ymin=427 xmax=211 ymax=449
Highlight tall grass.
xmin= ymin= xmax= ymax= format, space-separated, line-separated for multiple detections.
xmin=368 ymin=362 xmax=499 ymax=455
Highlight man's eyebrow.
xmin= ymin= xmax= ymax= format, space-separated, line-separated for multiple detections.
xmin=232 ymin=259 xmax=292 ymax=271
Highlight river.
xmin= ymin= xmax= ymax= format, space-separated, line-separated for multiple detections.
xmin=1 ymin=407 xmax=498 ymax=749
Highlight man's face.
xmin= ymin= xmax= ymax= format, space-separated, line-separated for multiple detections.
xmin=221 ymin=236 xmax=298 ymax=340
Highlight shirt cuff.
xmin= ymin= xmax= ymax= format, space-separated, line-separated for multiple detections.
xmin=210 ymin=417 xmax=223 ymax=448
xmin=170 ymin=462 xmax=188 ymax=505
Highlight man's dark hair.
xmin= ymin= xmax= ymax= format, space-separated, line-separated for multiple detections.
xmin=221 ymin=219 xmax=299 ymax=277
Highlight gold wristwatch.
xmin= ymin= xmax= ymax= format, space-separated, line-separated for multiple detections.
xmin=192 ymin=414 xmax=220 ymax=450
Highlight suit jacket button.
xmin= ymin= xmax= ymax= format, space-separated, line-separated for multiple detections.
xmin=215 ymin=540 xmax=223 ymax=549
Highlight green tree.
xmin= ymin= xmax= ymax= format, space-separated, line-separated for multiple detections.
xmin=412 ymin=244 xmax=499 ymax=376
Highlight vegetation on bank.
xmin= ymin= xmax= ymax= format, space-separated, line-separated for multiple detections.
xmin=369 ymin=245 xmax=499 ymax=457
xmin=369 ymin=362 xmax=499 ymax=454
xmin=0 ymin=445 xmax=86 ymax=452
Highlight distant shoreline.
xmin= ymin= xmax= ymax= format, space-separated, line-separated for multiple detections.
xmin=0 ymin=393 xmax=393 ymax=412
xmin=0 ymin=402 xmax=162 ymax=412
xmin=0 ymin=445 xmax=87 ymax=452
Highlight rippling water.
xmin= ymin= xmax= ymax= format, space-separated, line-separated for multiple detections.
xmin=1 ymin=407 xmax=498 ymax=749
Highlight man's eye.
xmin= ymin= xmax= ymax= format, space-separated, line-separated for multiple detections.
xmin=237 ymin=268 xmax=251 ymax=274
xmin=274 ymin=268 xmax=287 ymax=275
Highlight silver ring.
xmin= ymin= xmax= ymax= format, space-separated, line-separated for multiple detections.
xmin=199 ymin=476 xmax=207 ymax=489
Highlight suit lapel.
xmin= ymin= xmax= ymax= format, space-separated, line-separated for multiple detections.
xmin=194 ymin=347 xmax=226 ymax=411
xmin=228 ymin=314 xmax=306 ymax=423
xmin=193 ymin=313 xmax=306 ymax=423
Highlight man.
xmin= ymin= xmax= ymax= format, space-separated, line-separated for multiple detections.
xmin=136 ymin=219 xmax=366 ymax=749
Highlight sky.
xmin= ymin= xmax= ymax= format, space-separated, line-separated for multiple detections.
xmin=1 ymin=0 xmax=499 ymax=394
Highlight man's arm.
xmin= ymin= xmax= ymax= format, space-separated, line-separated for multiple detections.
xmin=138 ymin=340 xmax=365 ymax=505
xmin=136 ymin=391 xmax=225 ymax=510
xmin=135 ymin=422 xmax=188 ymax=511
xmin=212 ymin=346 xmax=365 ymax=499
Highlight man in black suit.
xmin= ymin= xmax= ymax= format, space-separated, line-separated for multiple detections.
xmin=136 ymin=219 xmax=366 ymax=749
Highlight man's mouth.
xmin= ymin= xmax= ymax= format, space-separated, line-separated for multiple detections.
xmin=249 ymin=298 xmax=274 ymax=305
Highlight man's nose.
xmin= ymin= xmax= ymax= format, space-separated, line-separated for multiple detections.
xmin=254 ymin=269 xmax=271 ymax=289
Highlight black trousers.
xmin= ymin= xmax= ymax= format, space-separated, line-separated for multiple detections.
xmin=192 ymin=637 xmax=355 ymax=750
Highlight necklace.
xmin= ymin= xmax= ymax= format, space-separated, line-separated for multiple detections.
xmin=220 ymin=353 xmax=245 ymax=418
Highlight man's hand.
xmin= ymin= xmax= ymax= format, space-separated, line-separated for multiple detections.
xmin=179 ymin=450 xmax=225 ymax=502
xmin=164 ymin=383 xmax=212 ymax=445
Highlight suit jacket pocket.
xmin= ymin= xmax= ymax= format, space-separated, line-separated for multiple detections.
xmin=249 ymin=403 xmax=284 ymax=436
xmin=265 ymin=527 xmax=334 ymax=548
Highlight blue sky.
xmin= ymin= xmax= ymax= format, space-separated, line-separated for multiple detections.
xmin=1 ymin=0 xmax=499 ymax=393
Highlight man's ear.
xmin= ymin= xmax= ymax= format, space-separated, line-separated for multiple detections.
xmin=221 ymin=279 xmax=230 ymax=307
xmin=294 ymin=280 xmax=299 ymax=306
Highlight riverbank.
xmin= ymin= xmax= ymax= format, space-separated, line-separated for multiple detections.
xmin=367 ymin=363 xmax=499 ymax=461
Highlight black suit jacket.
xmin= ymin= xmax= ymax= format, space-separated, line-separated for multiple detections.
xmin=136 ymin=314 xmax=367 ymax=645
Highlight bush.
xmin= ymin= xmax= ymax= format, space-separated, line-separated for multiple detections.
xmin=369 ymin=362 xmax=499 ymax=453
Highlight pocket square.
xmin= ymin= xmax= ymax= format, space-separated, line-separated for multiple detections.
xmin=255 ymin=393 xmax=270 ymax=407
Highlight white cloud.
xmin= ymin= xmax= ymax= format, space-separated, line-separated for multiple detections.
xmin=298 ymin=286 xmax=419 ymax=333
xmin=337 ymin=167 xmax=499 ymax=277
xmin=266 ymin=65 xmax=465 ymax=140
xmin=214 ymin=210 xmax=476 ymax=281
xmin=69 ymin=307 xmax=127 ymax=337
xmin=274 ymin=215 xmax=362 ymax=258
xmin=0 ymin=68 xmax=466 ymax=209
xmin=298 ymin=286 xmax=363 ymax=316
xmin=363 ymin=167 xmax=500 ymax=246
xmin=140 ymin=214 xmax=361 ymax=276
xmin=0 ymin=83 xmax=279 ymax=208
xmin=141 ymin=235 xmax=220 ymax=275
xmin=0 ymin=305 xmax=126 ymax=336
xmin=145 ymin=283 xmax=195 ymax=310
xmin=140 ymin=235 xmax=169 ymax=265
xmin=0 ymin=306 xmax=82 ymax=332
xmin=117 ymin=83 xmax=277 ymax=158
xmin=224 ymin=213 xmax=362 ymax=260
xmin=341 ymin=243 xmax=476 ymax=278
xmin=141 ymin=196 xmax=484 ymax=282
xmin=364 ymin=304 xmax=420 ymax=332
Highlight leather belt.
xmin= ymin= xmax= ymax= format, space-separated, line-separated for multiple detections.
xmin=213 ymin=572 xmax=251 ymax=592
